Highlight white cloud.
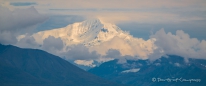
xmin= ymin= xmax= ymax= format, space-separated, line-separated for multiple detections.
xmin=150 ymin=29 xmax=206 ymax=60
xmin=91 ymin=36 xmax=155 ymax=59
xmin=61 ymin=44 xmax=100 ymax=61
xmin=74 ymin=60 xmax=96 ymax=67
xmin=12 ymin=28 xmax=206 ymax=66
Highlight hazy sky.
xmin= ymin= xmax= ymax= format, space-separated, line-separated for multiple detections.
xmin=1 ymin=0 xmax=205 ymax=40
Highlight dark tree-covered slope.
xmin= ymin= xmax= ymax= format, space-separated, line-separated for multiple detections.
xmin=0 ymin=44 xmax=123 ymax=86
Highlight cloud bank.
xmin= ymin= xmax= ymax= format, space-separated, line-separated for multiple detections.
xmin=11 ymin=28 xmax=206 ymax=66
xmin=90 ymin=36 xmax=155 ymax=59
xmin=150 ymin=29 xmax=206 ymax=60
xmin=61 ymin=45 xmax=100 ymax=61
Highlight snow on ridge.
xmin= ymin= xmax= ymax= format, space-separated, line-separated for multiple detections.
xmin=121 ymin=68 xmax=140 ymax=73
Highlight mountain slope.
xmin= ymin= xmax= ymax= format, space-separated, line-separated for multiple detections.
xmin=88 ymin=55 xmax=206 ymax=86
xmin=0 ymin=44 xmax=123 ymax=86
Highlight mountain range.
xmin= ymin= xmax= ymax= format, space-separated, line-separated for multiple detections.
xmin=0 ymin=44 xmax=123 ymax=86
xmin=88 ymin=55 xmax=206 ymax=86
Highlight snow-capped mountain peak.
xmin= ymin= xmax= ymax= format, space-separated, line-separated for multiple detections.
xmin=32 ymin=18 xmax=131 ymax=46
xmin=18 ymin=18 xmax=155 ymax=69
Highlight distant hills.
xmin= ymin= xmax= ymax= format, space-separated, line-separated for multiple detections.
xmin=0 ymin=44 xmax=123 ymax=86
xmin=89 ymin=55 xmax=206 ymax=86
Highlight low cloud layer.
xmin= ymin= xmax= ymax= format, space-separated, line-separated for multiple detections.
xmin=14 ymin=28 xmax=206 ymax=66
xmin=7 ymin=29 xmax=206 ymax=67
xmin=90 ymin=36 xmax=155 ymax=59
xmin=61 ymin=45 xmax=100 ymax=61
